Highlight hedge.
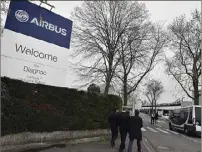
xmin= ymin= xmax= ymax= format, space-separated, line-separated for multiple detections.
xmin=1 ymin=77 xmax=122 ymax=136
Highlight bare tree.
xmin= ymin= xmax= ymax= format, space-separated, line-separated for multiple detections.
xmin=0 ymin=0 xmax=8 ymax=36
xmin=165 ymin=9 xmax=201 ymax=105
xmin=144 ymin=79 xmax=164 ymax=113
xmin=71 ymin=1 xmax=151 ymax=95
xmin=115 ymin=23 xmax=168 ymax=106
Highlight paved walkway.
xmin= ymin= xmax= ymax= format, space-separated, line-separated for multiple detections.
xmin=20 ymin=136 xmax=149 ymax=152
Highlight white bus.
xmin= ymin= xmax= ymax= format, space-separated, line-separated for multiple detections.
xmin=169 ymin=105 xmax=201 ymax=136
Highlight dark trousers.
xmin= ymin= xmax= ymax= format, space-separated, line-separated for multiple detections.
xmin=119 ymin=131 xmax=127 ymax=151
xmin=111 ymin=127 xmax=118 ymax=144
xmin=151 ymin=117 xmax=154 ymax=124
xmin=128 ymin=139 xmax=141 ymax=152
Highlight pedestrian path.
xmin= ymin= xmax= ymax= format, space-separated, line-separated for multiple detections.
xmin=141 ymin=126 xmax=179 ymax=135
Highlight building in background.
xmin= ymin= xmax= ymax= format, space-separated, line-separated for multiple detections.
xmin=181 ymin=101 xmax=193 ymax=107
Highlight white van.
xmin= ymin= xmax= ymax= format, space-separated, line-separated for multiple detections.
xmin=169 ymin=105 xmax=201 ymax=136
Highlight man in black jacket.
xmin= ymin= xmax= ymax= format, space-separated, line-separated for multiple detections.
xmin=118 ymin=111 xmax=130 ymax=152
xmin=128 ymin=110 xmax=143 ymax=152
xmin=108 ymin=108 xmax=118 ymax=147
xmin=155 ymin=112 xmax=158 ymax=124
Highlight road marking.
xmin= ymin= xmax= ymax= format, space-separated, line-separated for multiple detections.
xmin=165 ymin=129 xmax=179 ymax=135
xmin=147 ymin=127 xmax=158 ymax=132
xmin=156 ymin=124 xmax=162 ymax=128
xmin=156 ymin=128 xmax=170 ymax=134
xmin=181 ymin=135 xmax=200 ymax=143
xmin=182 ymin=135 xmax=189 ymax=139
xmin=141 ymin=127 xmax=146 ymax=131
xmin=145 ymin=138 xmax=148 ymax=142
xmin=158 ymin=121 xmax=165 ymax=124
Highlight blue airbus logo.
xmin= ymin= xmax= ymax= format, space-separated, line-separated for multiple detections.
xmin=14 ymin=10 xmax=67 ymax=37
xmin=15 ymin=10 xmax=29 ymax=22
xmin=5 ymin=1 xmax=73 ymax=49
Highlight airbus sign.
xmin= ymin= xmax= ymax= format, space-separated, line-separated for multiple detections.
xmin=14 ymin=9 xmax=67 ymax=37
xmin=30 ymin=18 xmax=67 ymax=36
xmin=5 ymin=1 xmax=72 ymax=49
xmin=15 ymin=10 xmax=29 ymax=22
xmin=1 ymin=0 xmax=72 ymax=87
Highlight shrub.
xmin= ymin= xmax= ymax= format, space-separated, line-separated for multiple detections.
xmin=1 ymin=77 xmax=122 ymax=136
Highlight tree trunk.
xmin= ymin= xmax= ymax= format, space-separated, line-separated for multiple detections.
xmin=193 ymin=79 xmax=199 ymax=105
xmin=155 ymin=99 xmax=157 ymax=113
xmin=193 ymin=61 xmax=199 ymax=105
xmin=123 ymin=75 xmax=127 ymax=106
xmin=104 ymin=79 xmax=110 ymax=96
xmin=123 ymin=92 xmax=128 ymax=106
xmin=104 ymin=53 xmax=113 ymax=96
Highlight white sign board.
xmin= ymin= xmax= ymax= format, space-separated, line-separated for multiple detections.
xmin=1 ymin=30 xmax=70 ymax=69
xmin=1 ymin=30 xmax=69 ymax=87
xmin=1 ymin=0 xmax=73 ymax=87
xmin=1 ymin=55 xmax=67 ymax=87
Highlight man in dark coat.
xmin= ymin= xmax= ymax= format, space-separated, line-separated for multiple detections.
xmin=118 ymin=111 xmax=130 ymax=152
xmin=108 ymin=108 xmax=118 ymax=147
xmin=151 ymin=112 xmax=155 ymax=124
xmin=155 ymin=112 xmax=158 ymax=124
xmin=128 ymin=110 xmax=143 ymax=152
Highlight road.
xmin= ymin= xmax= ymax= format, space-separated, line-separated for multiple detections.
xmin=140 ymin=113 xmax=201 ymax=152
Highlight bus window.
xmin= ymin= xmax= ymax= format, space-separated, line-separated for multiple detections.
xmin=195 ymin=107 xmax=201 ymax=126
xmin=171 ymin=109 xmax=180 ymax=124
xmin=183 ymin=108 xmax=189 ymax=123
xmin=188 ymin=107 xmax=193 ymax=124
xmin=180 ymin=108 xmax=188 ymax=124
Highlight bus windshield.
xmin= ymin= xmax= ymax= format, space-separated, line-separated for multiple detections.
xmin=195 ymin=107 xmax=201 ymax=126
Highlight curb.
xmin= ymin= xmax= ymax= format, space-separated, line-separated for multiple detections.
xmin=1 ymin=136 xmax=108 ymax=152
xmin=1 ymin=130 xmax=110 ymax=147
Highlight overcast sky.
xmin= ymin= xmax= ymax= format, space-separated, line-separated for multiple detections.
xmin=2 ymin=1 xmax=201 ymax=104
xmin=48 ymin=1 xmax=200 ymax=104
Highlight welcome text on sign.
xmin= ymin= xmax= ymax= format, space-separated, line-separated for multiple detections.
xmin=15 ymin=44 xmax=58 ymax=62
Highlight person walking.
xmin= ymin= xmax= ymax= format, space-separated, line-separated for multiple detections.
xmin=128 ymin=110 xmax=143 ymax=152
xmin=155 ymin=112 xmax=158 ymax=124
xmin=108 ymin=108 xmax=119 ymax=147
xmin=118 ymin=111 xmax=130 ymax=152
xmin=151 ymin=112 xmax=155 ymax=124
